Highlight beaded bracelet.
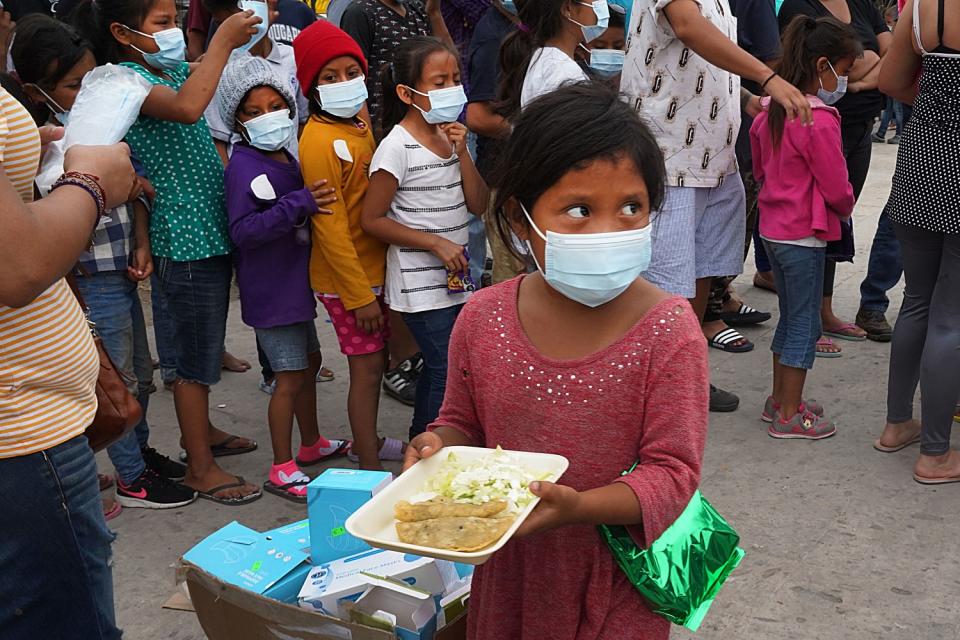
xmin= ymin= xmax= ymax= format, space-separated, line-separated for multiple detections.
xmin=52 ymin=171 xmax=107 ymax=221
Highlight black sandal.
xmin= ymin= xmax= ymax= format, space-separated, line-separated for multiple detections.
xmin=193 ymin=476 xmax=262 ymax=505
xmin=179 ymin=434 xmax=259 ymax=462
xmin=707 ymin=327 xmax=755 ymax=353
xmin=263 ymin=479 xmax=309 ymax=504
xmin=715 ymin=303 xmax=771 ymax=327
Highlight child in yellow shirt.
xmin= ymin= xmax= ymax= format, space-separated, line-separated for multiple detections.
xmin=293 ymin=20 xmax=402 ymax=470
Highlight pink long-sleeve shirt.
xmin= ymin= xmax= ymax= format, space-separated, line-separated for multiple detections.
xmin=750 ymin=96 xmax=856 ymax=242
xmin=429 ymin=276 xmax=708 ymax=640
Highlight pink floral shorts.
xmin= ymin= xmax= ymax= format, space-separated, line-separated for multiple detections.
xmin=318 ymin=294 xmax=390 ymax=356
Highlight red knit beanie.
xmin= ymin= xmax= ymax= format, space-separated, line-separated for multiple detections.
xmin=292 ymin=20 xmax=368 ymax=97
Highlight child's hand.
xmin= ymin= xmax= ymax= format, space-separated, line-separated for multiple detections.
xmin=439 ymin=122 xmax=468 ymax=155
xmin=429 ymin=237 xmax=468 ymax=273
xmin=211 ymin=9 xmax=262 ymax=52
xmin=354 ymin=300 xmax=384 ymax=335
xmin=403 ymin=431 xmax=445 ymax=472
xmin=127 ymin=245 xmax=153 ymax=282
xmin=309 ymin=180 xmax=337 ymax=214
xmin=515 ymin=481 xmax=582 ymax=538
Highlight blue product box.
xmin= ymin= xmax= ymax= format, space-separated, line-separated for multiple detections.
xmin=307 ymin=468 xmax=392 ymax=565
xmin=263 ymin=519 xmax=311 ymax=553
xmin=182 ymin=521 xmax=310 ymax=604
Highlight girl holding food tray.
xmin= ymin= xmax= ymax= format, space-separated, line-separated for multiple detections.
xmin=403 ymin=83 xmax=708 ymax=640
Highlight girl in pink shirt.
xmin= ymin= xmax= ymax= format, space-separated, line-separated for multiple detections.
xmin=750 ymin=16 xmax=860 ymax=439
xmin=403 ymin=83 xmax=708 ymax=640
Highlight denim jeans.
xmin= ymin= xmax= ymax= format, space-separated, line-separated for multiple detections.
xmin=876 ymin=97 xmax=904 ymax=138
xmin=153 ymin=254 xmax=232 ymax=386
xmin=401 ymin=304 xmax=464 ymax=439
xmin=76 ymin=272 xmax=152 ymax=484
xmin=858 ymin=201 xmax=903 ymax=314
xmin=0 ymin=435 xmax=121 ymax=639
xmin=467 ymin=216 xmax=488 ymax=286
xmin=764 ymin=240 xmax=826 ymax=370
xmin=150 ymin=273 xmax=177 ymax=385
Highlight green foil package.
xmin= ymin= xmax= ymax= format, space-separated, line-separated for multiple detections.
xmin=598 ymin=490 xmax=744 ymax=632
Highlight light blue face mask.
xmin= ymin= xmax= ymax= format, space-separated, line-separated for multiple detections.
xmin=501 ymin=0 xmax=518 ymax=15
xmin=33 ymin=85 xmax=70 ymax=125
xmin=126 ymin=26 xmax=186 ymax=71
xmin=521 ymin=203 xmax=652 ymax=308
xmin=585 ymin=46 xmax=624 ymax=78
xmin=241 ymin=108 xmax=295 ymax=151
xmin=817 ymin=60 xmax=848 ymax=106
xmin=569 ymin=0 xmax=609 ymax=44
xmin=407 ymin=84 xmax=467 ymax=124
xmin=237 ymin=0 xmax=269 ymax=52
xmin=317 ymin=75 xmax=368 ymax=118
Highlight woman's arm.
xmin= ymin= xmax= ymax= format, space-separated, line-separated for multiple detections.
xmin=0 ymin=144 xmax=136 ymax=307
xmin=879 ymin=0 xmax=922 ymax=103
xmin=425 ymin=0 xmax=455 ymax=49
xmin=140 ymin=11 xmax=260 ymax=124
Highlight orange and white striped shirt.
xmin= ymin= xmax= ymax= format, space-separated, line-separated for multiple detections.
xmin=0 ymin=87 xmax=99 ymax=458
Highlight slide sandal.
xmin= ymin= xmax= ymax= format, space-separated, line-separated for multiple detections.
xmin=913 ymin=473 xmax=960 ymax=485
xmin=707 ymin=327 xmax=755 ymax=353
xmin=194 ymin=476 xmax=262 ymax=505
xmin=815 ymin=337 xmax=842 ymax=358
xmin=823 ymin=323 xmax=867 ymax=342
xmin=716 ymin=303 xmax=772 ymax=327
xmin=264 ymin=480 xmax=309 ymax=504
xmin=873 ymin=435 xmax=921 ymax=453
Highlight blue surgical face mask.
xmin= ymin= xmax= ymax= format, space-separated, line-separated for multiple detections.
xmin=126 ymin=26 xmax=186 ymax=71
xmin=317 ymin=75 xmax=368 ymax=118
xmin=584 ymin=46 xmax=624 ymax=78
xmin=33 ymin=85 xmax=70 ymax=125
xmin=406 ymin=84 xmax=467 ymax=124
xmin=237 ymin=0 xmax=269 ymax=52
xmin=241 ymin=108 xmax=295 ymax=151
xmin=568 ymin=0 xmax=609 ymax=43
xmin=521 ymin=203 xmax=652 ymax=308
xmin=501 ymin=0 xmax=518 ymax=15
xmin=817 ymin=60 xmax=848 ymax=106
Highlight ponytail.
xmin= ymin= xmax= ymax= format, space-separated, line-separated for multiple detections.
xmin=769 ymin=15 xmax=862 ymax=147
xmin=379 ymin=36 xmax=457 ymax=137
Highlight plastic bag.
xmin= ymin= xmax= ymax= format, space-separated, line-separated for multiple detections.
xmin=63 ymin=63 xmax=152 ymax=148
xmin=598 ymin=490 xmax=744 ymax=632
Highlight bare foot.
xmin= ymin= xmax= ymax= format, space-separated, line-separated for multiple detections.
xmin=183 ymin=465 xmax=260 ymax=501
xmin=915 ymin=449 xmax=960 ymax=483
xmin=877 ymin=419 xmax=921 ymax=451
xmin=222 ymin=351 xmax=251 ymax=373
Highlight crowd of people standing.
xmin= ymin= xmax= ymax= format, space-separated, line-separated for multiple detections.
xmin=0 ymin=0 xmax=957 ymax=638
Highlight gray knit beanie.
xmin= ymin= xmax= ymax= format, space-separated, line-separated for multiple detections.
xmin=217 ymin=52 xmax=297 ymax=132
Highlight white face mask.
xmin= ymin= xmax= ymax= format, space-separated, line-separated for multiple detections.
xmin=241 ymin=108 xmax=295 ymax=151
xmin=317 ymin=75 xmax=368 ymax=118
xmin=405 ymin=84 xmax=468 ymax=124
xmin=237 ymin=0 xmax=270 ymax=52
xmin=817 ymin=60 xmax=848 ymax=105
xmin=521 ymin=203 xmax=652 ymax=307
xmin=568 ymin=0 xmax=609 ymax=43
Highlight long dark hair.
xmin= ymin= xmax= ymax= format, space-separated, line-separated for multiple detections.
xmin=379 ymin=35 xmax=458 ymax=137
xmin=492 ymin=82 xmax=666 ymax=260
xmin=61 ymin=0 xmax=160 ymax=65
xmin=495 ymin=0 xmax=568 ymax=120
xmin=11 ymin=15 xmax=91 ymax=89
xmin=770 ymin=15 xmax=862 ymax=147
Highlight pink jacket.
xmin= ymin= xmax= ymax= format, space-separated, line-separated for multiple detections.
xmin=750 ymin=96 xmax=856 ymax=243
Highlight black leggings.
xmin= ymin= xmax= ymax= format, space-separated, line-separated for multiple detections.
xmin=823 ymin=119 xmax=873 ymax=298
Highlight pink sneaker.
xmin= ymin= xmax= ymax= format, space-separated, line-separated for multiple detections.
xmin=768 ymin=410 xmax=836 ymax=440
xmin=761 ymin=396 xmax=824 ymax=423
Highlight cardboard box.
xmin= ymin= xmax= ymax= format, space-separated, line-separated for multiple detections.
xmin=307 ymin=469 xmax=392 ymax=565
xmin=298 ymin=548 xmax=458 ymax=617
xmin=183 ymin=521 xmax=310 ymax=604
xmin=178 ymin=562 xmax=467 ymax=640
xmin=347 ymin=576 xmax=439 ymax=640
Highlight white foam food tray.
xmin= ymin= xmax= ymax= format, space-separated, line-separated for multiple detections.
xmin=345 ymin=446 xmax=569 ymax=565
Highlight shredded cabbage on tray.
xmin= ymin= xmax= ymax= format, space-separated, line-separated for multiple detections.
xmin=411 ymin=447 xmax=554 ymax=512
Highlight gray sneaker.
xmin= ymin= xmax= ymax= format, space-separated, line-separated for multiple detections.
xmin=769 ymin=410 xmax=837 ymax=440
xmin=761 ymin=396 xmax=824 ymax=423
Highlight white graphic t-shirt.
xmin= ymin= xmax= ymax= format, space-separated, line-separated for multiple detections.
xmin=620 ymin=0 xmax=741 ymax=188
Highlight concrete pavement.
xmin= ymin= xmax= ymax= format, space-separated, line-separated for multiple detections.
xmin=103 ymin=143 xmax=960 ymax=640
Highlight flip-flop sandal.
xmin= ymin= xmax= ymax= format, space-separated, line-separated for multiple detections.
xmin=913 ymin=473 xmax=960 ymax=485
xmin=102 ymin=499 xmax=122 ymax=521
xmin=98 ymin=473 xmax=115 ymax=492
xmin=264 ymin=480 xmax=309 ymax=503
xmin=316 ymin=367 xmax=335 ymax=383
xmin=873 ymin=435 xmax=921 ymax=453
xmin=347 ymin=437 xmax=406 ymax=463
xmin=296 ymin=439 xmax=352 ymax=466
xmin=815 ymin=337 xmax=842 ymax=358
xmin=707 ymin=327 xmax=755 ymax=353
xmin=823 ymin=323 xmax=868 ymax=342
xmin=194 ymin=476 xmax=262 ymax=505
xmin=716 ymin=303 xmax=772 ymax=327
xmin=179 ymin=435 xmax=259 ymax=462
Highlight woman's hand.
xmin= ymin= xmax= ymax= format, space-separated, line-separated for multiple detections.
xmin=64 ymin=143 xmax=137 ymax=209
xmin=353 ymin=300 xmax=384 ymax=335
xmin=764 ymin=75 xmax=813 ymax=126
xmin=403 ymin=431 xmax=445 ymax=472
xmin=440 ymin=122 xmax=469 ymax=156
xmin=212 ymin=9 xmax=261 ymax=52
xmin=514 ymin=481 xmax=582 ymax=538
xmin=430 ymin=237 xmax=468 ymax=273
xmin=309 ymin=179 xmax=337 ymax=214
